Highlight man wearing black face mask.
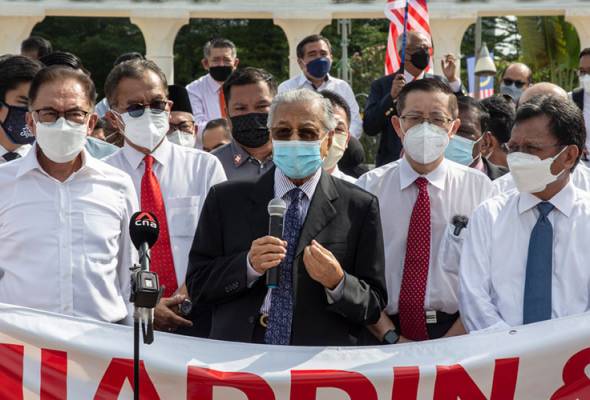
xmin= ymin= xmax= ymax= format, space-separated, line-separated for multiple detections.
xmin=364 ymin=31 xmax=464 ymax=167
xmin=186 ymin=38 xmax=239 ymax=149
xmin=278 ymin=35 xmax=363 ymax=139
xmin=212 ymin=67 xmax=276 ymax=181
xmin=0 ymin=55 xmax=42 ymax=164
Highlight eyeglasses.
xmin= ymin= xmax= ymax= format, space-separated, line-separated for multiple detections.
xmin=125 ymin=100 xmax=169 ymax=118
xmin=505 ymin=142 xmax=564 ymax=155
xmin=270 ymin=127 xmax=323 ymax=141
xmin=502 ymin=78 xmax=527 ymax=88
xmin=400 ymin=114 xmax=453 ymax=129
xmin=33 ymin=108 xmax=89 ymax=124
xmin=169 ymin=121 xmax=194 ymax=134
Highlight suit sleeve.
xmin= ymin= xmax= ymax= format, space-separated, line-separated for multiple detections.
xmin=325 ymin=196 xmax=387 ymax=325
xmin=186 ymin=186 xmax=250 ymax=305
xmin=363 ymin=78 xmax=395 ymax=137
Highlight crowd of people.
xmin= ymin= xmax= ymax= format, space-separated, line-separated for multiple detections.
xmin=0 ymin=29 xmax=589 ymax=347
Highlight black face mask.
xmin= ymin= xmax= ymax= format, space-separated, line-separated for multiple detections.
xmin=230 ymin=113 xmax=270 ymax=149
xmin=0 ymin=102 xmax=34 ymax=145
xmin=410 ymin=48 xmax=430 ymax=71
xmin=209 ymin=66 xmax=234 ymax=82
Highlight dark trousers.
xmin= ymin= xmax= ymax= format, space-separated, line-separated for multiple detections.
xmin=390 ymin=311 xmax=459 ymax=340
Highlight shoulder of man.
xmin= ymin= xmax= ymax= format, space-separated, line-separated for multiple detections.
xmin=355 ymin=160 xmax=401 ymax=193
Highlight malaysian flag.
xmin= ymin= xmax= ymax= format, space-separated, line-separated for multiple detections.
xmin=467 ymin=54 xmax=495 ymax=99
xmin=384 ymin=0 xmax=432 ymax=75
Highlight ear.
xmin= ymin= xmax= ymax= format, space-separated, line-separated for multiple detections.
xmin=233 ymin=58 xmax=240 ymax=68
xmin=321 ymin=131 xmax=334 ymax=158
xmin=557 ymin=144 xmax=579 ymax=174
xmin=479 ymin=131 xmax=494 ymax=155
xmin=26 ymin=111 xmax=35 ymax=136
xmin=201 ymin=58 xmax=209 ymax=71
xmin=448 ymin=118 xmax=460 ymax=139
xmin=87 ymin=113 xmax=98 ymax=136
xmin=392 ymin=115 xmax=404 ymax=141
xmin=297 ymin=58 xmax=306 ymax=72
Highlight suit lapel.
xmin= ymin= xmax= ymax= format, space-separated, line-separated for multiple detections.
xmin=247 ymin=168 xmax=275 ymax=241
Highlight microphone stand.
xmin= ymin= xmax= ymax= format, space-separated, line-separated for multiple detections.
xmin=130 ymin=243 xmax=161 ymax=400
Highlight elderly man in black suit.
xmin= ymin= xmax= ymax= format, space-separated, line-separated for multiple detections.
xmin=364 ymin=30 xmax=463 ymax=166
xmin=186 ymin=88 xmax=387 ymax=346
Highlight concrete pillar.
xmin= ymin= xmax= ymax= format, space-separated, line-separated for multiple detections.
xmin=565 ymin=13 xmax=590 ymax=49
xmin=0 ymin=15 xmax=45 ymax=55
xmin=273 ymin=15 xmax=332 ymax=78
xmin=429 ymin=17 xmax=476 ymax=77
xmin=131 ymin=12 xmax=189 ymax=84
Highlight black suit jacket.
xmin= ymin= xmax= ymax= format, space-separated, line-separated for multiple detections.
xmin=573 ymin=88 xmax=584 ymax=111
xmin=186 ymin=168 xmax=387 ymax=346
xmin=482 ymin=157 xmax=509 ymax=181
xmin=363 ymin=70 xmax=464 ymax=167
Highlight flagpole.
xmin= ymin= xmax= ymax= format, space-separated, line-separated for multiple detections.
xmin=399 ymin=0 xmax=410 ymax=73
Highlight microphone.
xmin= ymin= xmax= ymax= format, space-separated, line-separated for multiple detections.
xmin=129 ymin=211 xmax=161 ymax=311
xmin=129 ymin=211 xmax=160 ymax=272
xmin=266 ymin=198 xmax=287 ymax=288
xmin=452 ymin=215 xmax=469 ymax=236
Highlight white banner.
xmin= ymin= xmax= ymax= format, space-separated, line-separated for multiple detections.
xmin=0 ymin=303 xmax=588 ymax=399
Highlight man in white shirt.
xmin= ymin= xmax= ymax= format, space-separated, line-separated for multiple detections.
xmin=0 ymin=65 xmax=137 ymax=323
xmin=357 ymin=78 xmax=493 ymax=344
xmin=103 ymin=59 xmax=227 ymax=335
xmin=186 ymin=38 xmax=239 ymax=148
xmin=0 ymin=55 xmax=42 ymax=164
xmin=460 ymin=95 xmax=590 ymax=332
xmin=278 ymin=34 xmax=363 ymax=139
xmin=320 ymin=90 xmax=356 ymax=183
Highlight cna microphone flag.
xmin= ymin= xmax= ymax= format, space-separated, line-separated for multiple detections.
xmin=467 ymin=54 xmax=495 ymax=98
xmin=384 ymin=0 xmax=432 ymax=75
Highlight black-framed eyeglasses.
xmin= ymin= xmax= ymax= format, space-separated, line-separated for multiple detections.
xmin=503 ymin=78 xmax=527 ymax=88
xmin=33 ymin=108 xmax=90 ymax=124
xmin=400 ymin=114 xmax=453 ymax=129
xmin=125 ymin=100 xmax=169 ymax=118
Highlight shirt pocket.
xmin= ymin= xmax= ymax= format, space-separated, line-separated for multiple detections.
xmin=82 ymin=212 xmax=122 ymax=263
xmin=166 ymin=196 xmax=202 ymax=238
xmin=439 ymin=224 xmax=465 ymax=278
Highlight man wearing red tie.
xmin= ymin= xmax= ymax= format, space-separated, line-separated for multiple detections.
xmin=104 ymin=59 xmax=227 ymax=334
xmin=357 ymin=78 xmax=493 ymax=343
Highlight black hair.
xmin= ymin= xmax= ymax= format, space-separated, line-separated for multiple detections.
xmin=480 ymin=95 xmax=515 ymax=144
xmin=580 ymin=48 xmax=590 ymax=59
xmin=29 ymin=65 xmax=97 ymax=108
xmin=515 ymin=95 xmax=585 ymax=167
xmin=114 ymin=52 xmax=144 ymax=67
xmin=39 ymin=51 xmax=90 ymax=76
xmin=204 ymin=118 xmax=229 ymax=132
xmin=203 ymin=38 xmax=237 ymax=58
xmin=104 ymin=59 xmax=168 ymax=107
xmin=320 ymin=90 xmax=351 ymax=125
xmin=222 ymin=67 xmax=277 ymax=106
xmin=457 ymin=96 xmax=490 ymax=133
xmin=21 ymin=36 xmax=53 ymax=59
xmin=296 ymin=34 xmax=332 ymax=59
xmin=0 ymin=55 xmax=43 ymax=102
xmin=396 ymin=78 xmax=458 ymax=118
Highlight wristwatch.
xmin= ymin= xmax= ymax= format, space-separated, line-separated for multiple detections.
xmin=382 ymin=329 xmax=400 ymax=344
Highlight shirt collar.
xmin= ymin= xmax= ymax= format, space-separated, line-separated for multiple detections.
xmin=399 ymin=156 xmax=447 ymax=191
xmin=298 ymin=73 xmax=332 ymax=89
xmin=122 ymin=137 xmax=172 ymax=170
xmin=404 ymin=70 xmax=425 ymax=82
xmin=206 ymin=73 xmax=223 ymax=93
xmin=16 ymin=143 xmax=104 ymax=179
xmin=229 ymin=140 xmax=252 ymax=168
xmin=517 ymin=178 xmax=575 ymax=217
xmin=274 ymin=166 xmax=322 ymax=201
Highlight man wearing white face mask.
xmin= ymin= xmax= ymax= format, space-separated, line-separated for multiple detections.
xmin=103 ymin=59 xmax=226 ymax=336
xmin=459 ymin=95 xmax=590 ymax=332
xmin=0 ymin=66 xmax=138 ymax=323
xmin=357 ymin=78 xmax=493 ymax=344
xmin=166 ymin=85 xmax=197 ymax=148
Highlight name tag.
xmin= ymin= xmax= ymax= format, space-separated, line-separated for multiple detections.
xmin=426 ymin=310 xmax=437 ymax=324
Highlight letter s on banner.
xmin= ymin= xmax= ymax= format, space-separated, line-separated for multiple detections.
xmin=551 ymin=348 xmax=590 ymax=400
xmin=187 ymin=367 xmax=275 ymax=400
xmin=290 ymin=370 xmax=378 ymax=400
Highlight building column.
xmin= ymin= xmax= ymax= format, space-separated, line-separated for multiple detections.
xmin=0 ymin=15 xmax=45 ymax=55
xmin=273 ymin=15 xmax=332 ymax=78
xmin=131 ymin=13 xmax=189 ymax=84
xmin=565 ymin=13 xmax=590 ymax=50
xmin=429 ymin=17 xmax=476 ymax=77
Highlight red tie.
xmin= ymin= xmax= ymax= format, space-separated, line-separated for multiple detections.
xmin=140 ymin=155 xmax=178 ymax=298
xmin=218 ymin=89 xmax=227 ymax=118
xmin=398 ymin=177 xmax=430 ymax=341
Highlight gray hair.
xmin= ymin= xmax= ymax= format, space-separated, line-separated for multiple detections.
xmin=267 ymin=88 xmax=337 ymax=132
xmin=203 ymin=38 xmax=237 ymax=59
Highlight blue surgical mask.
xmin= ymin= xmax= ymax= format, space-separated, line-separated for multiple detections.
xmin=306 ymin=57 xmax=331 ymax=79
xmin=445 ymin=135 xmax=479 ymax=166
xmin=272 ymin=139 xmax=325 ymax=179
xmin=500 ymin=83 xmax=523 ymax=102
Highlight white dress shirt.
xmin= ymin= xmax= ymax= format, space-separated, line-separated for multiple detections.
xmin=330 ymin=165 xmax=356 ymax=183
xmin=0 ymin=143 xmax=31 ymax=164
xmin=0 ymin=145 xmax=138 ymax=323
xmin=493 ymin=163 xmax=590 ymax=194
xmin=404 ymin=70 xmax=463 ymax=94
xmin=356 ymin=157 xmax=493 ymax=315
xmin=186 ymin=73 xmax=224 ymax=148
xmin=583 ymin=91 xmax=590 ymax=151
xmin=459 ymin=179 xmax=590 ymax=332
xmin=278 ymin=74 xmax=363 ymax=139
xmin=104 ymin=139 xmax=227 ymax=288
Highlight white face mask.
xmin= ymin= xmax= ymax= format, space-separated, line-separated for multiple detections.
xmin=35 ymin=117 xmax=88 ymax=163
xmin=168 ymin=130 xmax=196 ymax=148
xmin=507 ymin=147 xmax=567 ymax=193
xmin=402 ymin=122 xmax=450 ymax=164
xmin=581 ymin=75 xmax=590 ymax=92
xmin=120 ymin=110 xmax=169 ymax=152
xmin=323 ymin=131 xmax=348 ymax=171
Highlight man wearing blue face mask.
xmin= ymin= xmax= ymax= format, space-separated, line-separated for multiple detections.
xmin=0 ymin=55 xmax=42 ymax=164
xmin=278 ymin=34 xmax=363 ymax=139
xmin=187 ymin=88 xmax=386 ymax=345
xmin=445 ymin=96 xmax=508 ymax=180
xmin=499 ymin=63 xmax=532 ymax=103
xmin=460 ymin=95 xmax=590 ymax=332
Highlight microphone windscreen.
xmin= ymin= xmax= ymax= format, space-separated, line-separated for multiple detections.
xmin=268 ymin=198 xmax=287 ymax=217
xmin=129 ymin=211 xmax=160 ymax=250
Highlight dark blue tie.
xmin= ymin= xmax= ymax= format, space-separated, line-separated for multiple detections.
xmin=523 ymin=201 xmax=555 ymax=324
xmin=265 ymin=188 xmax=304 ymax=345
